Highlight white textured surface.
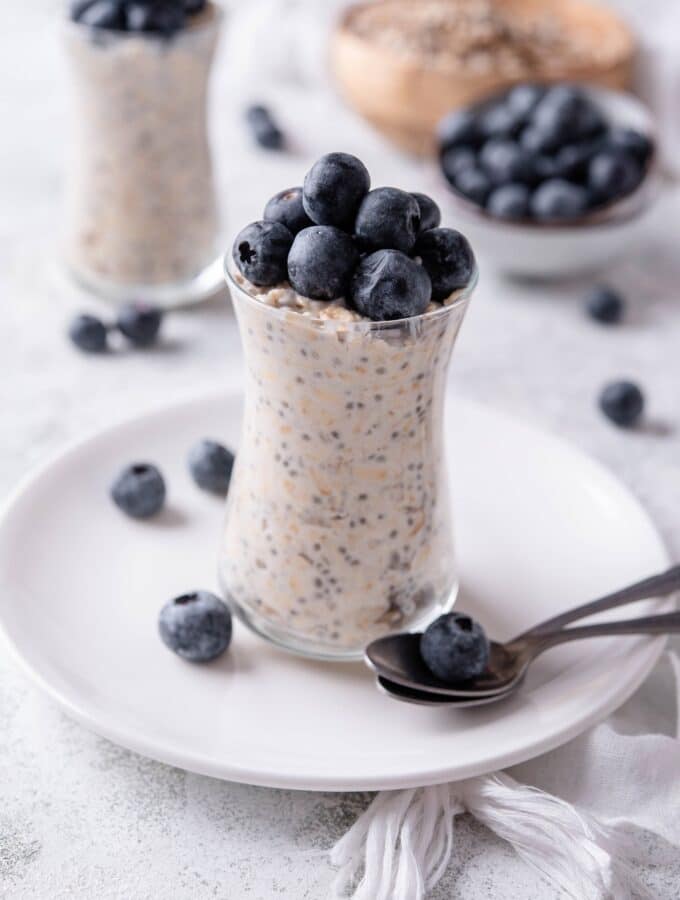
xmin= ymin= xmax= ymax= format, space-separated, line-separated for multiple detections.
xmin=2 ymin=2 xmax=680 ymax=897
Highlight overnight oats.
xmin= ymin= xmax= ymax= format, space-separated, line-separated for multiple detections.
xmin=221 ymin=154 xmax=477 ymax=659
xmin=63 ymin=0 xmax=222 ymax=305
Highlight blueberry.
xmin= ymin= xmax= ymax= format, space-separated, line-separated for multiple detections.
xmin=68 ymin=313 xmax=108 ymax=353
xmin=440 ymin=146 xmax=476 ymax=185
xmin=479 ymin=138 xmax=533 ymax=184
xmin=437 ymin=109 xmax=480 ymax=151
xmin=588 ymin=149 xmax=641 ymax=203
xmin=532 ymin=85 xmax=594 ymax=141
xmin=126 ymin=1 xmax=186 ymax=35
xmin=599 ymin=380 xmax=644 ymax=428
xmin=111 ymin=463 xmax=166 ymax=519
xmin=420 ymin=612 xmax=490 ymax=683
xmin=75 ymin=0 xmax=125 ymax=28
xmin=506 ymin=83 xmax=545 ymax=119
xmin=453 ymin=167 xmax=491 ymax=205
xmin=414 ymin=227 xmax=475 ymax=301
xmin=188 ymin=439 xmax=234 ymax=495
xmin=480 ymin=102 xmax=523 ymax=139
xmin=355 ymin=187 xmax=421 ymax=253
xmin=585 ymin=285 xmax=624 ymax=324
xmin=608 ymin=127 xmax=653 ymax=166
xmin=245 ymin=105 xmax=284 ymax=151
xmin=159 ymin=591 xmax=232 ymax=662
xmin=287 ymin=226 xmax=359 ymax=301
xmin=349 ymin=250 xmax=431 ymax=321
xmin=530 ymin=178 xmax=589 ymax=220
xmin=232 ymin=220 xmax=294 ymax=286
xmin=411 ymin=192 xmax=441 ymax=232
xmin=553 ymin=141 xmax=598 ymax=180
xmin=116 ymin=302 xmax=163 ymax=347
xmin=486 ymin=183 xmax=530 ymax=220
xmin=302 ymin=152 xmax=370 ymax=231
xmin=520 ymin=124 xmax=560 ymax=155
xmin=263 ymin=187 xmax=312 ymax=235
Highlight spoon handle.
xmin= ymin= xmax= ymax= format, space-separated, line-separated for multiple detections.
xmin=517 ymin=564 xmax=680 ymax=638
xmin=526 ymin=609 xmax=680 ymax=652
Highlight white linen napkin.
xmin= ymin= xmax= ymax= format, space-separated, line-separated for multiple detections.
xmin=330 ymin=650 xmax=680 ymax=899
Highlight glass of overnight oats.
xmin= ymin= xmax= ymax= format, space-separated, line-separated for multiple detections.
xmin=221 ymin=154 xmax=477 ymax=660
xmin=63 ymin=0 xmax=222 ymax=306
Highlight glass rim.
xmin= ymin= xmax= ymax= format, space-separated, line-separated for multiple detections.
xmin=223 ymin=255 xmax=478 ymax=331
xmin=62 ymin=0 xmax=223 ymax=40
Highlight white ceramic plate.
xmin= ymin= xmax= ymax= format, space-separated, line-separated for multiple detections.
xmin=0 ymin=389 xmax=669 ymax=791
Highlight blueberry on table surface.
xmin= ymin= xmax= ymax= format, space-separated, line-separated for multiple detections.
xmin=530 ymin=178 xmax=589 ymax=220
xmin=74 ymin=0 xmax=126 ymax=29
xmin=413 ymin=227 xmax=475 ymax=302
xmin=68 ymin=313 xmax=108 ymax=353
xmin=411 ymin=192 xmax=441 ymax=232
xmin=585 ymin=285 xmax=624 ymax=324
xmin=437 ymin=109 xmax=480 ymax=151
xmin=232 ymin=220 xmax=293 ymax=286
xmin=111 ymin=463 xmax=166 ymax=519
xmin=355 ymin=187 xmax=421 ymax=254
xmin=287 ymin=226 xmax=359 ymax=301
xmin=453 ymin=166 xmax=491 ymax=205
xmin=264 ymin=187 xmax=312 ymax=235
xmin=116 ymin=302 xmax=163 ymax=347
xmin=159 ymin=591 xmax=232 ymax=662
xmin=479 ymin=138 xmax=533 ymax=185
xmin=420 ymin=612 xmax=490 ymax=683
xmin=302 ymin=152 xmax=370 ymax=231
xmin=599 ymin=381 xmax=644 ymax=428
xmin=440 ymin=146 xmax=476 ymax=185
xmin=588 ymin=149 xmax=641 ymax=203
xmin=245 ymin=104 xmax=284 ymax=151
xmin=486 ymin=183 xmax=530 ymax=220
xmin=188 ymin=439 xmax=234 ymax=495
xmin=349 ymin=249 xmax=431 ymax=321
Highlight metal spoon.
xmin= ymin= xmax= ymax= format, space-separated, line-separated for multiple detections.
xmin=366 ymin=565 xmax=680 ymax=700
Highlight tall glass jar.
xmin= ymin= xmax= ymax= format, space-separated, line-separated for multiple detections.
xmin=219 ymin=265 xmax=476 ymax=660
xmin=62 ymin=5 xmax=222 ymax=307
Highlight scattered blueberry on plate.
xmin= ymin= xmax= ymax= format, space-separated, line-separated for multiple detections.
xmin=245 ymin=105 xmax=284 ymax=151
xmin=585 ymin=285 xmax=624 ymax=324
xmin=188 ymin=439 xmax=235 ymax=495
xmin=159 ymin=591 xmax=232 ymax=662
xmin=111 ymin=462 xmax=166 ymax=518
xmin=420 ymin=612 xmax=490 ymax=683
xmin=69 ymin=313 xmax=108 ymax=353
xmin=599 ymin=380 xmax=644 ymax=428
xmin=438 ymin=82 xmax=653 ymax=223
xmin=117 ymin=302 xmax=163 ymax=347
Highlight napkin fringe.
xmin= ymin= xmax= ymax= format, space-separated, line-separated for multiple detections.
xmin=330 ymin=773 xmax=649 ymax=900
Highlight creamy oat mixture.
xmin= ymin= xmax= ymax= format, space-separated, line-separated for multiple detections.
xmin=219 ymin=273 xmax=469 ymax=654
xmin=64 ymin=6 xmax=219 ymax=288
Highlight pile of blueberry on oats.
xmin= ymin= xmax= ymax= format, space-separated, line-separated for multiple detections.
xmin=232 ymin=152 xmax=475 ymax=321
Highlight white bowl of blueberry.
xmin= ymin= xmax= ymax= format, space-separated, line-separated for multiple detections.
xmin=435 ymin=83 xmax=658 ymax=279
